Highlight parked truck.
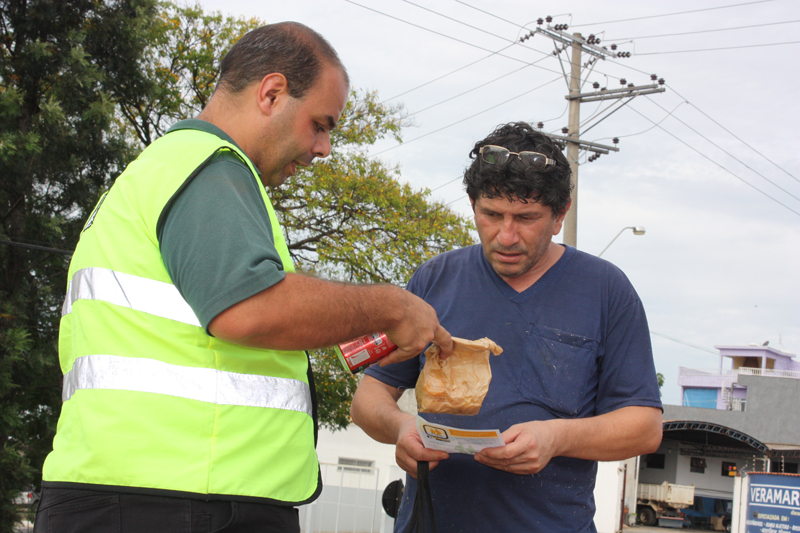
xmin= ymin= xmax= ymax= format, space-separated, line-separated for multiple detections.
xmin=636 ymin=481 xmax=695 ymax=527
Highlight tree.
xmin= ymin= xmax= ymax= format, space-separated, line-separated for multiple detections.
xmin=116 ymin=1 xmax=260 ymax=146
xmin=0 ymin=0 xmax=156 ymax=529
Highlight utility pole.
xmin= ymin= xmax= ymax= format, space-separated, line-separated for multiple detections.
xmin=521 ymin=19 xmax=666 ymax=248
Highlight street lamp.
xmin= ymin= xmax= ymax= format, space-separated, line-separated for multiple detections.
xmin=597 ymin=226 xmax=645 ymax=257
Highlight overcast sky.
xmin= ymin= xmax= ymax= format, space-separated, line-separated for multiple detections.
xmin=196 ymin=0 xmax=800 ymax=406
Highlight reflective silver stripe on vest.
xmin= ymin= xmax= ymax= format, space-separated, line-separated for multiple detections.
xmin=63 ymin=354 xmax=313 ymax=416
xmin=62 ymin=267 xmax=201 ymax=327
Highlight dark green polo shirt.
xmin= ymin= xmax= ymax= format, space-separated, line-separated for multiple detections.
xmin=158 ymin=119 xmax=286 ymax=331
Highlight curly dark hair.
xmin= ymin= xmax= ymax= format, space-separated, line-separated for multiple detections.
xmin=463 ymin=122 xmax=573 ymax=215
xmin=218 ymin=21 xmax=349 ymax=99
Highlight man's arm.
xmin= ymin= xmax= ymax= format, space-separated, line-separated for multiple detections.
xmin=209 ymin=272 xmax=453 ymax=362
xmin=474 ymin=406 xmax=662 ymax=475
xmin=350 ymin=375 xmax=449 ymax=477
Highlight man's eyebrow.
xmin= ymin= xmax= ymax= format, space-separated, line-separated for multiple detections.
xmin=326 ymin=115 xmax=337 ymax=130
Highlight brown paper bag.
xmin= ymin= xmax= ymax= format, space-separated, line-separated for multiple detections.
xmin=415 ymin=337 xmax=503 ymax=415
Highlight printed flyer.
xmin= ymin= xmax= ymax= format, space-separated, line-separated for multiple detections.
xmin=416 ymin=415 xmax=505 ymax=455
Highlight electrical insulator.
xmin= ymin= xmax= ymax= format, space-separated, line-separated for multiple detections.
xmin=537 ymin=122 xmax=544 ymax=129
xmin=537 ymin=18 xmax=543 ymax=25
xmin=620 ymin=78 xmax=627 ymax=85
xmin=650 ymin=74 xmax=657 ymax=81
xmin=546 ymin=15 xmax=552 ymax=22
xmin=658 ymin=78 xmax=665 ymax=85
xmin=561 ymin=127 xmax=569 ymax=134
xmin=611 ymin=44 xmax=617 ymax=50
xmin=593 ymin=81 xmax=600 ymax=89
xmin=628 ymin=83 xmax=634 ymax=88
xmin=595 ymin=38 xmax=600 ymax=44
xmin=600 ymin=87 xmax=607 ymax=91
xmin=612 ymin=138 xmax=619 ymax=144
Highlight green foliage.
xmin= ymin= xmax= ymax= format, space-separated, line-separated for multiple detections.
xmin=119 ymin=1 xmax=259 ymax=147
xmin=0 ymin=1 xmax=156 ymax=530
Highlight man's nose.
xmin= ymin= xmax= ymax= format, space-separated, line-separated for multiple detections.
xmin=314 ymin=133 xmax=332 ymax=159
xmin=496 ymin=218 xmax=519 ymax=246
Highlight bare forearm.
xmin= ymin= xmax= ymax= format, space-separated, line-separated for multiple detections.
xmin=210 ymin=273 xmax=413 ymax=350
xmin=350 ymin=375 xmax=411 ymax=445
xmin=550 ymin=406 xmax=662 ymax=461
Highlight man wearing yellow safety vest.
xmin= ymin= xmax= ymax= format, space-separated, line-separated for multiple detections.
xmin=33 ymin=22 xmax=453 ymax=533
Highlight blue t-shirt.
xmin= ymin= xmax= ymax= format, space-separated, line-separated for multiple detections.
xmin=365 ymin=244 xmax=662 ymax=533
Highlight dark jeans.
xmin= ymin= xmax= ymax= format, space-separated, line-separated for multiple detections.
xmin=33 ymin=487 xmax=301 ymax=533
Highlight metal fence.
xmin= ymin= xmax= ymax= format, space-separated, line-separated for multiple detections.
xmin=299 ymin=462 xmax=396 ymax=533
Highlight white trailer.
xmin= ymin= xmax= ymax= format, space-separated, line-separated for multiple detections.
xmin=636 ymin=481 xmax=695 ymax=527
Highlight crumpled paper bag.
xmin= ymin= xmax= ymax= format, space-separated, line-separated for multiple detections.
xmin=415 ymin=337 xmax=503 ymax=416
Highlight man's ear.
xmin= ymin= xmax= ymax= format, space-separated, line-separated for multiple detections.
xmin=256 ymin=73 xmax=289 ymax=116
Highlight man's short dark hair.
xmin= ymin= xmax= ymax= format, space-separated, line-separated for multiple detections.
xmin=463 ymin=122 xmax=573 ymax=216
xmin=218 ymin=21 xmax=349 ymax=99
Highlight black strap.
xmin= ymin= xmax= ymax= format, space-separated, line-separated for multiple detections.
xmin=407 ymin=461 xmax=437 ymax=533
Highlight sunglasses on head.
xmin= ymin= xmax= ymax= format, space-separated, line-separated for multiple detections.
xmin=479 ymin=145 xmax=557 ymax=171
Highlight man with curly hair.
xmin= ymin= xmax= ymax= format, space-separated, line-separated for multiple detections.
xmin=352 ymin=122 xmax=663 ymax=532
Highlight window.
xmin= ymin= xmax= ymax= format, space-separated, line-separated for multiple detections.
xmin=721 ymin=462 xmax=737 ymax=477
xmin=645 ymin=453 xmax=665 ymax=469
xmin=682 ymin=388 xmax=718 ymax=409
xmin=690 ymin=457 xmax=706 ymax=474
xmin=769 ymin=461 xmax=798 ymax=474
xmin=337 ymin=458 xmax=374 ymax=474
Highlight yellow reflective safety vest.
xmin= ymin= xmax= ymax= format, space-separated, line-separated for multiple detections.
xmin=42 ymin=128 xmax=321 ymax=504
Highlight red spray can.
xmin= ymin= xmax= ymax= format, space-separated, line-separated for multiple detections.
xmin=335 ymin=332 xmax=398 ymax=374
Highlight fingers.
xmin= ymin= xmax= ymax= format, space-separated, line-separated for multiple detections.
xmin=432 ymin=325 xmax=453 ymax=360
xmin=473 ymin=424 xmax=554 ymax=475
xmin=382 ymin=293 xmax=451 ymax=365
xmin=396 ymin=419 xmax=449 ymax=477
xmin=377 ymin=347 xmax=414 ymax=367
xmin=474 ymin=442 xmax=545 ymax=475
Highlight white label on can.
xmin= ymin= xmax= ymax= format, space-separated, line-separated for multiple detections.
xmin=349 ymin=349 xmax=370 ymax=366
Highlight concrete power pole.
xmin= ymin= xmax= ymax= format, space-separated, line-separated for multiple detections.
xmin=521 ymin=21 xmax=666 ymax=248
xmin=564 ymin=34 xmax=583 ymax=248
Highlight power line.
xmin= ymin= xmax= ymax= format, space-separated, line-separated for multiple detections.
xmin=571 ymin=0 xmax=779 ymax=27
xmin=430 ymin=176 xmax=462 ymax=192
xmin=381 ymin=43 xmax=516 ymax=103
xmin=369 ymin=76 xmax=562 ymax=157
xmin=453 ymin=0 xmax=522 ymax=29
xmin=592 ymin=100 xmax=688 ymax=142
xmin=605 ymin=19 xmax=800 ymax=41
xmin=636 ymin=40 xmax=800 ymax=55
xmin=628 ymin=104 xmax=800 ymax=217
xmin=408 ymin=59 xmax=547 ymax=117
xmin=400 ymin=0 xmax=514 ymax=44
xmin=342 ymin=0 xmax=558 ymax=71
xmin=0 ymin=239 xmax=73 ymax=256
xmin=645 ymin=97 xmax=800 ymax=204
xmin=667 ymin=86 xmax=798 ymax=183
xmin=651 ymin=331 xmax=719 ymax=356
